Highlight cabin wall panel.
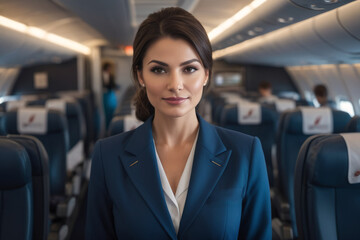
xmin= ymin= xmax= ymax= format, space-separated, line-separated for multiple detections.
xmin=10 ymin=58 xmax=78 ymax=95
xmin=338 ymin=64 xmax=360 ymax=115
xmin=244 ymin=65 xmax=298 ymax=94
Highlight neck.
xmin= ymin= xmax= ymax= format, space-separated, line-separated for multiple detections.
xmin=152 ymin=111 xmax=199 ymax=147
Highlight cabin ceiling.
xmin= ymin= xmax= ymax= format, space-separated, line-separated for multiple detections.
xmin=0 ymin=0 xmax=357 ymax=68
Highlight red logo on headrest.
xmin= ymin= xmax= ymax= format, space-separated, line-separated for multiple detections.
xmin=23 ymin=114 xmax=36 ymax=127
xmin=314 ymin=116 xmax=322 ymax=126
xmin=243 ymin=109 xmax=254 ymax=119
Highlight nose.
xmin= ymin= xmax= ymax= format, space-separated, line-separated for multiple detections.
xmin=167 ymin=71 xmax=183 ymax=92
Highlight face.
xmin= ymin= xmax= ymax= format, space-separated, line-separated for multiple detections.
xmin=137 ymin=37 xmax=209 ymax=119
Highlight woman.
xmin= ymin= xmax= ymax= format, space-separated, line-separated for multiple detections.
xmin=86 ymin=7 xmax=271 ymax=240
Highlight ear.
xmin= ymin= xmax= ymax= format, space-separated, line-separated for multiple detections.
xmin=137 ymin=70 xmax=145 ymax=86
xmin=203 ymin=69 xmax=210 ymax=86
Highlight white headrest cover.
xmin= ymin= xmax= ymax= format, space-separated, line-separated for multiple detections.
xmin=275 ymin=99 xmax=296 ymax=112
xmin=46 ymin=99 xmax=66 ymax=113
xmin=301 ymin=107 xmax=333 ymax=134
xmin=18 ymin=108 xmax=48 ymax=134
xmin=237 ymin=102 xmax=261 ymax=124
xmin=124 ymin=115 xmax=143 ymax=131
xmin=340 ymin=133 xmax=360 ymax=184
xmin=6 ymin=100 xmax=27 ymax=111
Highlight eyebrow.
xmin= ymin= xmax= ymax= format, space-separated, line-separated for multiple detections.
xmin=147 ymin=59 xmax=201 ymax=66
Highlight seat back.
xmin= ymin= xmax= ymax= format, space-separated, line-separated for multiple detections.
xmin=220 ymin=102 xmax=279 ymax=187
xmin=276 ymin=107 xmax=351 ymax=237
xmin=1 ymin=135 xmax=49 ymax=240
xmin=28 ymin=98 xmax=85 ymax=150
xmin=108 ymin=115 xmax=143 ymax=136
xmin=0 ymin=139 xmax=33 ymax=240
xmin=3 ymin=108 xmax=69 ymax=196
xmin=346 ymin=115 xmax=360 ymax=132
xmin=295 ymin=133 xmax=360 ymax=240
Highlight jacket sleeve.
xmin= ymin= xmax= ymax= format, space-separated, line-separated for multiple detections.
xmin=85 ymin=141 xmax=117 ymax=240
xmin=238 ymin=137 xmax=272 ymax=240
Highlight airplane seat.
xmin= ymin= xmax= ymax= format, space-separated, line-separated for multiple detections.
xmin=1 ymin=135 xmax=50 ymax=240
xmin=0 ymin=139 xmax=33 ymax=240
xmin=295 ymin=133 xmax=360 ymax=240
xmin=346 ymin=115 xmax=360 ymax=132
xmin=27 ymin=98 xmax=86 ymax=173
xmin=3 ymin=108 xmax=76 ymax=222
xmin=3 ymin=108 xmax=68 ymax=195
xmin=220 ymin=102 xmax=279 ymax=187
xmin=274 ymin=107 xmax=351 ymax=239
xmin=108 ymin=114 xmax=143 ymax=136
xmin=58 ymin=90 xmax=96 ymax=158
xmin=114 ymin=85 xmax=136 ymax=116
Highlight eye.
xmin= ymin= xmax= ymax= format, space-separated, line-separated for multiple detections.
xmin=150 ymin=66 xmax=166 ymax=74
xmin=184 ymin=66 xmax=198 ymax=73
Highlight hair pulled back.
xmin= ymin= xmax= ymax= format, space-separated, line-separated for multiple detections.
xmin=132 ymin=7 xmax=212 ymax=121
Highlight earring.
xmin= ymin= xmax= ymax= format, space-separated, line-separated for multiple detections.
xmin=203 ymin=82 xmax=207 ymax=86
xmin=141 ymin=83 xmax=145 ymax=87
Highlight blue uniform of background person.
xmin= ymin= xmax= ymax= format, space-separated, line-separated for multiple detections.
xmin=86 ymin=115 xmax=272 ymax=239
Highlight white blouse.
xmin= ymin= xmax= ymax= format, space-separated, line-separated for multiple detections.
xmin=154 ymin=132 xmax=198 ymax=234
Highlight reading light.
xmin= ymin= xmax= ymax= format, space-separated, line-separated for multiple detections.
xmin=208 ymin=0 xmax=267 ymax=42
xmin=0 ymin=15 xmax=90 ymax=55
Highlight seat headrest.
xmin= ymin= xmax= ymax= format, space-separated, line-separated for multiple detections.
xmin=0 ymin=139 xmax=32 ymax=189
xmin=341 ymin=133 xmax=360 ymax=184
xmin=6 ymin=100 xmax=27 ymax=111
xmin=46 ymin=99 xmax=66 ymax=113
xmin=124 ymin=115 xmax=143 ymax=131
xmin=275 ymin=99 xmax=296 ymax=112
xmin=301 ymin=107 xmax=333 ymax=134
xmin=5 ymin=108 xmax=67 ymax=134
xmin=287 ymin=108 xmax=350 ymax=135
xmin=17 ymin=108 xmax=48 ymax=134
xmin=307 ymin=134 xmax=360 ymax=187
xmin=237 ymin=102 xmax=261 ymax=124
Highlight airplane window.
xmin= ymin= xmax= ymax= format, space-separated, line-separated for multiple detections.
xmin=214 ymin=72 xmax=242 ymax=87
xmin=339 ymin=99 xmax=355 ymax=117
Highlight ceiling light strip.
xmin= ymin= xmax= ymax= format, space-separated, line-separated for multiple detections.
xmin=208 ymin=0 xmax=267 ymax=42
xmin=0 ymin=15 xmax=90 ymax=55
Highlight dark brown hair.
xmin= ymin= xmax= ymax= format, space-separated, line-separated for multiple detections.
xmin=258 ymin=81 xmax=272 ymax=90
xmin=132 ymin=7 xmax=213 ymax=121
xmin=313 ymin=84 xmax=328 ymax=98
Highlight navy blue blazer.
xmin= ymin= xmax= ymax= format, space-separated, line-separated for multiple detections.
xmin=86 ymin=115 xmax=271 ymax=240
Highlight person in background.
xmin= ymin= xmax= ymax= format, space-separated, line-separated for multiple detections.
xmin=313 ymin=84 xmax=336 ymax=108
xmin=102 ymin=62 xmax=117 ymax=129
xmin=258 ymin=81 xmax=278 ymax=104
xmin=86 ymin=7 xmax=271 ymax=240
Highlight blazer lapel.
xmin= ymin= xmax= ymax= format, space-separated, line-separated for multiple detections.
xmin=121 ymin=117 xmax=177 ymax=240
xmin=178 ymin=116 xmax=232 ymax=237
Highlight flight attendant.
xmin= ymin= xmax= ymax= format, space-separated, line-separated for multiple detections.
xmin=86 ymin=7 xmax=271 ymax=240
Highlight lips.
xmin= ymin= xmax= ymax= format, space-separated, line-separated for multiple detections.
xmin=162 ymin=97 xmax=188 ymax=104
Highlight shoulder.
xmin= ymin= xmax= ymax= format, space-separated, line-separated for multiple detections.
xmin=213 ymin=124 xmax=257 ymax=150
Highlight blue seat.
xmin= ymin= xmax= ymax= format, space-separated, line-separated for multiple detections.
xmin=0 ymin=139 xmax=33 ymax=240
xmin=295 ymin=133 xmax=360 ymax=240
xmin=346 ymin=115 xmax=360 ymax=132
xmin=3 ymin=108 xmax=69 ymax=196
xmin=220 ymin=103 xmax=278 ymax=187
xmin=108 ymin=114 xmax=143 ymax=136
xmin=1 ymin=135 xmax=50 ymax=240
xmin=275 ymin=108 xmax=351 ymax=238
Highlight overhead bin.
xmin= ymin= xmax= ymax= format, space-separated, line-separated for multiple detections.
xmin=314 ymin=5 xmax=360 ymax=54
xmin=289 ymin=18 xmax=350 ymax=63
xmin=0 ymin=26 xmax=74 ymax=67
xmin=337 ymin=1 xmax=360 ymax=41
xmin=221 ymin=1 xmax=360 ymax=66
xmin=288 ymin=0 xmax=354 ymax=11
xmin=213 ymin=0 xmax=352 ymax=49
